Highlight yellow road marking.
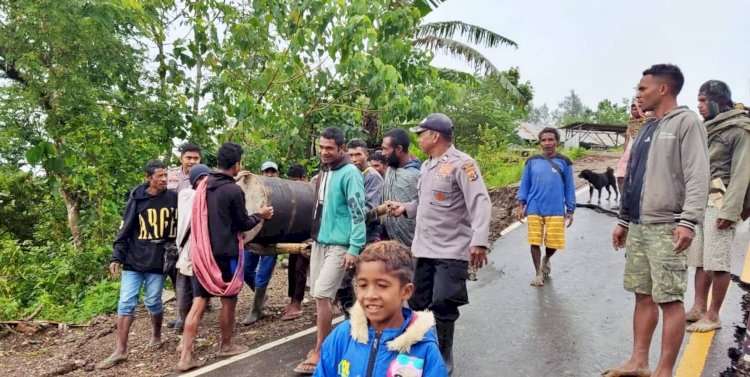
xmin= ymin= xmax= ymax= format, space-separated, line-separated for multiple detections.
xmin=674 ymin=288 xmax=725 ymax=377
xmin=676 ymin=237 xmax=750 ymax=376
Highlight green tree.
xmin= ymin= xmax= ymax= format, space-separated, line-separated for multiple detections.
xmin=441 ymin=68 xmax=533 ymax=153
xmin=528 ymin=103 xmax=554 ymax=124
xmin=592 ymin=98 xmax=630 ymax=124
xmin=553 ymin=90 xmax=593 ymax=125
xmin=0 ymin=0 xmax=461 ymax=321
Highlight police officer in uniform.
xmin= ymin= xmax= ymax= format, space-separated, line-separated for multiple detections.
xmin=389 ymin=113 xmax=492 ymax=375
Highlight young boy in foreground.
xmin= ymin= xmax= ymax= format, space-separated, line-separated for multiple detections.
xmin=314 ymin=241 xmax=447 ymax=377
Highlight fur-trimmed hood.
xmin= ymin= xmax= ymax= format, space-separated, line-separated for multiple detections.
xmin=348 ymin=302 xmax=437 ymax=353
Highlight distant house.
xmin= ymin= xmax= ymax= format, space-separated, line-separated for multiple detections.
xmin=560 ymin=122 xmax=626 ymax=150
xmin=516 ymin=122 xmax=564 ymax=143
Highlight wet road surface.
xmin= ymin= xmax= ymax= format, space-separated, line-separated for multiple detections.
xmin=183 ymin=192 xmax=750 ymax=377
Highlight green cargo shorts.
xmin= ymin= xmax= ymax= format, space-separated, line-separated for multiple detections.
xmin=624 ymin=222 xmax=688 ymax=303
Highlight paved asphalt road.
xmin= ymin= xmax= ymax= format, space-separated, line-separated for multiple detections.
xmin=183 ymin=191 xmax=750 ymax=377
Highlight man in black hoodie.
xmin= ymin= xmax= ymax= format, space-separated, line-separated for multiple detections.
xmin=97 ymin=160 xmax=177 ymax=370
xmin=177 ymin=142 xmax=273 ymax=372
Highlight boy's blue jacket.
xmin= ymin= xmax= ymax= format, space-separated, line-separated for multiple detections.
xmin=314 ymin=302 xmax=447 ymax=377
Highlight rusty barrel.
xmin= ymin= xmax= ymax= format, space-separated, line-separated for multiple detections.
xmin=235 ymin=172 xmax=316 ymax=245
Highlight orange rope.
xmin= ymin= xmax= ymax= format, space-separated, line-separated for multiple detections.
xmin=190 ymin=178 xmax=244 ymax=296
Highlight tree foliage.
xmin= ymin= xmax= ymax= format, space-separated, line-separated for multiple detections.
xmin=552 ymin=90 xmax=629 ymax=125
xmin=0 ymin=0 xmax=459 ymax=321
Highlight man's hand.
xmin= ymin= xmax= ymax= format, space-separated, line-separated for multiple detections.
xmin=673 ymin=226 xmax=695 ymax=253
xmin=109 ymin=262 xmax=121 ymax=278
xmin=517 ymin=203 xmax=526 ymax=222
xmin=565 ymin=212 xmax=574 ymax=228
xmin=612 ymin=225 xmax=628 ymax=250
xmin=300 ymin=243 xmax=312 ymax=259
xmin=716 ymin=218 xmax=734 ymax=230
xmin=342 ymin=253 xmax=358 ymax=271
xmin=470 ymin=246 xmax=488 ymax=269
xmin=259 ymin=204 xmax=274 ymax=220
xmin=387 ymin=201 xmax=406 ymax=217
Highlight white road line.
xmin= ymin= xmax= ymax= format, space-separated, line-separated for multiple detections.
xmin=182 ymin=316 xmax=345 ymax=376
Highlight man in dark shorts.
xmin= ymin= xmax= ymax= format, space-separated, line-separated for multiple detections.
xmin=177 ymin=143 xmax=273 ymax=372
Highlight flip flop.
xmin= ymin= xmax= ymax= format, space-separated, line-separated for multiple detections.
xmin=293 ymin=361 xmax=318 ymax=375
xmin=687 ymin=320 xmax=722 ymax=333
xmin=146 ymin=339 xmax=165 ymax=351
xmin=281 ymin=310 xmax=303 ymax=321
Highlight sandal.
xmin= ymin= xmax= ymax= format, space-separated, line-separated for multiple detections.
xmin=293 ymin=360 xmax=318 ymax=375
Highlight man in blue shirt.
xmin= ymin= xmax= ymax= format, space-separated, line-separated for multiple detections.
xmin=517 ymin=128 xmax=576 ymax=287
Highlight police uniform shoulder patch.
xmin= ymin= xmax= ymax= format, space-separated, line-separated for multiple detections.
xmin=462 ymin=162 xmax=478 ymax=181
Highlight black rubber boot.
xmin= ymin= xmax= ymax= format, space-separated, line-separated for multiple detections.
xmin=242 ymin=286 xmax=267 ymax=325
xmin=436 ymin=320 xmax=455 ymax=376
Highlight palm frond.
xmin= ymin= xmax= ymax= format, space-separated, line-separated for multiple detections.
xmin=416 ymin=21 xmax=517 ymax=49
xmin=437 ymin=68 xmax=479 ymax=86
xmin=410 ymin=0 xmax=447 ymax=16
xmin=414 ymin=36 xmax=524 ymax=99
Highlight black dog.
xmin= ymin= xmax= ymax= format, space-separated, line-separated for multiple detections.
xmin=578 ymin=167 xmax=618 ymax=204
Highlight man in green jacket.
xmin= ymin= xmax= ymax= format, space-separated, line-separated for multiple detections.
xmin=294 ymin=126 xmax=366 ymax=375
xmin=685 ymin=80 xmax=750 ymax=333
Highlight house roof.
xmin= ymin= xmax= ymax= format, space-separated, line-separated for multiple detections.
xmin=560 ymin=122 xmax=627 ymax=133
xmin=516 ymin=122 xmax=561 ymax=141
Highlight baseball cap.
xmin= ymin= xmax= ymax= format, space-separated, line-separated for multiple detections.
xmin=260 ymin=161 xmax=279 ymax=172
xmin=410 ymin=113 xmax=453 ymax=135
xmin=189 ymin=164 xmax=210 ymax=186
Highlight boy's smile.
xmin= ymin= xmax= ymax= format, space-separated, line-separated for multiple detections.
xmin=356 ymin=260 xmax=414 ymax=333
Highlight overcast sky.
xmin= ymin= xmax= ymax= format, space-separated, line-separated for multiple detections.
xmin=423 ymin=0 xmax=750 ymax=111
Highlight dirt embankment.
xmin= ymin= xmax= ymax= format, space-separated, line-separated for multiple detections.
xmin=0 ymin=267 xmax=318 ymax=377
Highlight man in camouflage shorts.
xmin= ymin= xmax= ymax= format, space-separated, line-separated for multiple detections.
xmin=624 ymin=223 xmax=689 ymax=304
xmin=605 ymin=64 xmax=709 ymax=377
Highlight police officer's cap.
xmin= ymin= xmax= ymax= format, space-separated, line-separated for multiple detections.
xmin=410 ymin=113 xmax=453 ymax=135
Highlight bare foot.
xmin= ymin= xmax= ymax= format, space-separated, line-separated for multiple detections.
xmin=218 ymin=343 xmax=249 ymax=357
xmin=601 ymin=361 xmax=651 ymax=377
xmin=685 ymin=308 xmax=706 ymax=322
xmin=530 ymin=275 xmax=545 ymax=287
xmin=146 ymin=337 xmax=164 ymax=351
xmin=176 ymin=359 xmax=205 ymax=372
xmin=542 ymin=257 xmax=551 ymax=278
xmin=686 ymin=317 xmax=722 ymax=333
xmin=96 ymin=352 xmax=128 ymax=370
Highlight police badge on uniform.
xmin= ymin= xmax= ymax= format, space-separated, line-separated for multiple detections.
xmin=462 ymin=162 xmax=478 ymax=181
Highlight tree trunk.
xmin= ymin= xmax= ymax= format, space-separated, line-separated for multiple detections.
xmin=60 ymin=184 xmax=83 ymax=251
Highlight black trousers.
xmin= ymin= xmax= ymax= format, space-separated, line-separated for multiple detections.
xmin=287 ymin=254 xmax=309 ymax=302
xmin=408 ymin=258 xmax=469 ymax=323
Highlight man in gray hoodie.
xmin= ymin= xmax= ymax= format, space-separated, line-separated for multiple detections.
xmin=605 ymin=64 xmax=709 ymax=377
xmin=381 ymin=127 xmax=421 ymax=247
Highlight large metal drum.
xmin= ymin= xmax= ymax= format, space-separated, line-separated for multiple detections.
xmin=236 ymin=172 xmax=316 ymax=245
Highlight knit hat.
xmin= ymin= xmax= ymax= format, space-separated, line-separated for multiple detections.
xmin=189 ymin=164 xmax=210 ymax=187
xmin=699 ymin=80 xmax=734 ymax=118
